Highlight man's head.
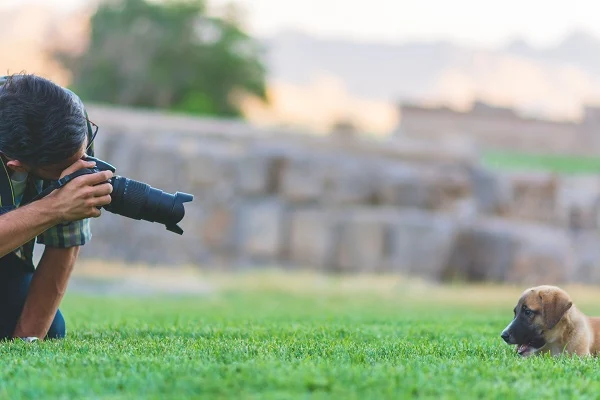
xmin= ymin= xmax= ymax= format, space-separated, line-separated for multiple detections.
xmin=0 ymin=73 xmax=89 ymax=180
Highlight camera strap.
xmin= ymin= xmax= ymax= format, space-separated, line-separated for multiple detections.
xmin=28 ymin=169 xmax=95 ymax=203
xmin=0 ymin=157 xmax=15 ymax=209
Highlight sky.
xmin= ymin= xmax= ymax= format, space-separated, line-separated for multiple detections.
xmin=210 ymin=0 xmax=600 ymax=48
xmin=3 ymin=0 xmax=599 ymax=48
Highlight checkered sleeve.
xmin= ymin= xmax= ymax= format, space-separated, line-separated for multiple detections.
xmin=36 ymin=218 xmax=92 ymax=248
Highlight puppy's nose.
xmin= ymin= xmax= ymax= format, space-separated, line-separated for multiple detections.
xmin=501 ymin=331 xmax=510 ymax=343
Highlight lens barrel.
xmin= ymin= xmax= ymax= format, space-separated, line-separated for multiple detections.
xmin=104 ymin=176 xmax=193 ymax=235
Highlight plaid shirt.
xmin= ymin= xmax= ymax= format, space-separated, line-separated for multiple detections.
xmin=0 ymin=76 xmax=93 ymax=268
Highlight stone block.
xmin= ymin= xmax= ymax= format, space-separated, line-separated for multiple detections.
xmin=238 ymin=199 xmax=286 ymax=261
xmin=95 ymin=132 xmax=144 ymax=179
xmin=420 ymin=166 xmax=472 ymax=211
xmin=441 ymin=218 xmax=522 ymax=282
xmin=125 ymin=216 xmax=207 ymax=266
xmin=469 ymin=167 xmax=511 ymax=215
xmin=322 ymin=158 xmax=378 ymax=206
xmin=386 ymin=210 xmax=459 ymax=280
xmin=182 ymin=144 xmax=240 ymax=203
xmin=242 ymin=142 xmax=302 ymax=194
xmin=279 ymin=155 xmax=326 ymax=203
xmin=236 ymin=153 xmax=273 ymax=196
xmin=374 ymin=163 xmax=471 ymax=211
xmin=200 ymin=204 xmax=236 ymax=253
xmin=335 ymin=209 xmax=393 ymax=272
xmin=504 ymin=172 xmax=559 ymax=224
xmin=131 ymin=143 xmax=188 ymax=193
xmin=374 ymin=163 xmax=433 ymax=208
xmin=79 ymin=211 xmax=136 ymax=262
xmin=287 ymin=208 xmax=342 ymax=270
xmin=570 ymin=231 xmax=600 ymax=284
xmin=505 ymin=224 xmax=575 ymax=285
xmin=555 ymin=175 xmax=600 ymax=231
xmin=441 ymin=218 xmax=574 ymax=285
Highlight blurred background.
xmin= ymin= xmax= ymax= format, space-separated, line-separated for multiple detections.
xmin=6 ymin=0 xmax=600 ymax=293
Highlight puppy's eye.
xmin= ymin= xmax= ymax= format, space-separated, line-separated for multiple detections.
xmin=524 ymin=309 xmax=533 ymax=317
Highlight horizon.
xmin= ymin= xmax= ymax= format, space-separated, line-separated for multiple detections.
xmin=259 ymin=26 xmax=598 ymax=50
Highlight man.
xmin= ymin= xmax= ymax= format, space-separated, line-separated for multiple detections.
xmin=0 ymin=73 xmax=113 ymax=341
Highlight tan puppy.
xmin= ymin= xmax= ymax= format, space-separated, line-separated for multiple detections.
xmin=500 ymin=285 xmax=600 ymax=357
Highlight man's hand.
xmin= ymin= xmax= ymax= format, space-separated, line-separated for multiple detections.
xmin=44 ymin=159 xmax=114 ymax=222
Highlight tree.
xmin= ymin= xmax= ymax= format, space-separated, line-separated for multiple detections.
xmin=54 ymin=0 xmax=268 ymax=117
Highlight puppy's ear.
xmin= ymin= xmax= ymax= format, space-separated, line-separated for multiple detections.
xmin=540 ymin=289 xmax=573 ymax=330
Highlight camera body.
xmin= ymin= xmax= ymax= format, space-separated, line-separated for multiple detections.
xmin=84 ymin=155 xmax=117 ymax=176
xmin=75 ymin=155 xmax=193 ymax=235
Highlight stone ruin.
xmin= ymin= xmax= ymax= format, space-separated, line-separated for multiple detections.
xmin=396 ymin=100 xmax=600 ymax=156
xmin=72 ymin=104 xmax=600 ymax=286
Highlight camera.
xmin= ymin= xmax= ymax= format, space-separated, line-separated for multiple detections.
xmin=69 ymin=155 xmax=193 ymax=235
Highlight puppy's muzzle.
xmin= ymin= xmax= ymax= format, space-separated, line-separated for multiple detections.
xmin=500 ymin=321 xmax=516 ymax=344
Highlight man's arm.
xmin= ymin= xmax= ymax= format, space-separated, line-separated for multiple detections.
xmin=0 ymin=159 xmax=112 ymax=259
xmin=0 ymin=198 xmax=63 ymax=259
xmin=12 ymin=246 xmax=79 ymax=339
xmin=0 ymin=161 xmax=113 ymax=339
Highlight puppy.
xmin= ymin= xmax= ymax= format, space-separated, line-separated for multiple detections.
xmin=500 ymin=285 xmax=600 ymax=357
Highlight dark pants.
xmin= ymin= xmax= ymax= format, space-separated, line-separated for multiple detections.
xmin=0 ymin=254 xmax=65 ymax=341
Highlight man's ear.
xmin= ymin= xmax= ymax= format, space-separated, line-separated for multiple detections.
xmin=4 ymin=159 xmax=29 ymax=173
xmin=540 ymin=290 xmax=573 ymax=330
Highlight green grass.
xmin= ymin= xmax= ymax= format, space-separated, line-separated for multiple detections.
xmin=3 ymin=277 xmax=600 ymax=399
xmin=482 ymin=150 xmax=600 ymax=174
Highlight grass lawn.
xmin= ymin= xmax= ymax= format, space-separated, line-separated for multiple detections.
xmin=481 ymin=150 xmax=600 ymax=175
xmin=3 ymin=268 xmax=600 ymax=399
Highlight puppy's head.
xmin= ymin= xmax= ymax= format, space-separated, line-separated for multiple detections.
xmin=500 ymin=285 xmax=573 ymax=357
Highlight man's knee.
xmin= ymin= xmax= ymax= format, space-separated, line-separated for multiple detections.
xmin=46 ymin=309 xmax=66 ymax=340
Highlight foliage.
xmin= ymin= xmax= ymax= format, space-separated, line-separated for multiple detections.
xmin=55 ymin=0 xmax=268 ymax=117
xmin=482 ymin=150 xmax=600 ymax=175
xmin=2 ymin=285 xmax=600 ymax=398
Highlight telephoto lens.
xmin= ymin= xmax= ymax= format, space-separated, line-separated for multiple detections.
xmin=104 ymin=175 xmax=194 ymax=235
xmin=83 ymin=156 xmax=193 ymax=235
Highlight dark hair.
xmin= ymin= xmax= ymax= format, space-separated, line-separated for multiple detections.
xmin=0 ymin=73 xmax=88 ymax=167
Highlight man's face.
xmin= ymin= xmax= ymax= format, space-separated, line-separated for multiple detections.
xmin=29 ymin=145 xmax=87 ymax=181
xmin=5 ymin=138 xmax=88 ymax=181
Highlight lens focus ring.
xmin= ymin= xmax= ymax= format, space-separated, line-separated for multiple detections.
xmin=115 ymin=178 xmax=149 ymax=218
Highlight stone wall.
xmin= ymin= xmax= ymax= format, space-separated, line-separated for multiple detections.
xmin=396 ymin=102 xmax=600 ymax=156
xmin=72 ymin=104 xmax=600 ymax=286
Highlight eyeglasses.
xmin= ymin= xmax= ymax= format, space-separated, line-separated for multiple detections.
xmin=86 ymin=119 xmax=99 ymax=153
